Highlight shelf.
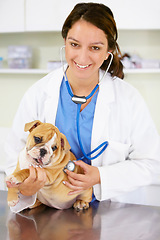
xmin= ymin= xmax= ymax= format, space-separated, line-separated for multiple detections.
xmin=124 ymin=68 xmax=160 ymax=74
xmin=0 ymin=68 xmax=160 ymax=75
xmin=0 ymin=68 xmax=50 ymax=74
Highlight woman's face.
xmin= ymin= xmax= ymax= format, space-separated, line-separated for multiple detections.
xmin=64 ymin=19 xmax=109 ymax=81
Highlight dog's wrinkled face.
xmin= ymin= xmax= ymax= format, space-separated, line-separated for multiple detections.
xmin=24 ymin=120 xmax=70 ymax=167
xmin=27 ymin=133 xmax=57 ymax=166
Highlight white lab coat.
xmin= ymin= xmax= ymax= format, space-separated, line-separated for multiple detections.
xmin=5 ymin=66 xmax=160 ymax=212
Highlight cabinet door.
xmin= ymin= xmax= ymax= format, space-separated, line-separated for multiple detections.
xmin=0 ymin=0 xmax=25 ymax=32
xmin=26 ymin=0 xmax=68 ymax=31
xmin=104 ymin=0 xmax=160 ymax=29
xmin=25 ymin=0 xmax=87 ymax=31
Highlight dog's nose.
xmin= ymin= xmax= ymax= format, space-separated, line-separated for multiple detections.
xmin=40 ymin=148 xmax=47 ymax=157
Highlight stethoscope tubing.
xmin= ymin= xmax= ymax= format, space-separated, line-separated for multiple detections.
xmin=76 ymin=103 xmax=109 ymax=161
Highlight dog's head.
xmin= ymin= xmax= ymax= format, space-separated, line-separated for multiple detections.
xmin=24 ymin=120 xmax=71 ymax=167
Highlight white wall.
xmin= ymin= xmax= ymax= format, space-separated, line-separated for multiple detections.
xmin=0 ymin=32 xmax=64 ymax=69
xmin=119 ymin=30 xmax=160 ymax=134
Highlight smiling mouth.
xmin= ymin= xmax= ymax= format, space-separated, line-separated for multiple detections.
xmin=74 ymin=61 xmax=91 ymax=69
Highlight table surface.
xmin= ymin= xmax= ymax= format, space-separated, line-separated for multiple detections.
xmin=1 ymin=190 xmax=160 ymax=240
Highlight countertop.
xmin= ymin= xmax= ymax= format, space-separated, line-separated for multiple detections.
xmin=1 ymin=190 xmax=160 ymax=240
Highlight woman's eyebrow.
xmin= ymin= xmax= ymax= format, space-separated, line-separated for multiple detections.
xmin=90 ymin=42 xmax=104 ymax=45
xmin=67 ymin=37 xmax=79 ymax=42
xmin=68 ymin=37 xmax=104 ymax=45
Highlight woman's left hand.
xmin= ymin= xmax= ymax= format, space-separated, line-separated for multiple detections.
xmin=63 ymin=160 xmax=100 ymax=195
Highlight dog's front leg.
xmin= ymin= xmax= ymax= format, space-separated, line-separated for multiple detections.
xmin=7 ymin=187 xmax=20 ymax=207
xmin=6 ymin=169 xmax=30 ymax=207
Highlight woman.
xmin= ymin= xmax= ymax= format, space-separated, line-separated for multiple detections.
xmin=5 ymin=3 xmax=160 ymax=212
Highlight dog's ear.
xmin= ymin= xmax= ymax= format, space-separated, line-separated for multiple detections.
xmin=60 ymin=133 xmax=71 ymax=152
xmin=24 ymin=120 xmax=42 ymax=132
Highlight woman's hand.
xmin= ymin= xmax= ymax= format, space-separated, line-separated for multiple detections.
xmin=63 ymin=160 xmax=100 ymax=195
xmin=6 ymin=165 xmax=47 ymax=196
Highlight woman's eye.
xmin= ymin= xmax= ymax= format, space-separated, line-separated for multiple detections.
xmin=52 ymin=145 xmax=57 ymax=151
xmin=71 ymin=42 xmax=78 ymax=47
xmin=91 ymin=46 xmax=100 ymax=50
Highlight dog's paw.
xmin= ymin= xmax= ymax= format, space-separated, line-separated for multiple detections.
xmin=6 ymin=175 xmax=20 ymax=185
xmin=8 ymin=199 xmax=19 ymax=207
xmin=73 ymin=200 xmax=90 ymax=211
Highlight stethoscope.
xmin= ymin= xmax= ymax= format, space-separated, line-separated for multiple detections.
xmin=60 ymin=46 xmax=113 ymax=172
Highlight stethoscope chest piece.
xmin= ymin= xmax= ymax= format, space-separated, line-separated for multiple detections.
xmin=64 ymin=160 xmax=75 ymax=172
xmin=72 ymin=95 xmax=87 ymax=104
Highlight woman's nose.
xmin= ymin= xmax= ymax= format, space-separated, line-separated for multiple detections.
xmin=78 ymin=48 xmax=90 ymax=63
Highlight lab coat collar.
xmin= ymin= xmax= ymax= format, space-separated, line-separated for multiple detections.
xmin=44 ymin=66 xmax=115 ymax=126
xmin=45 ymin=66 xmax=65 ymax=97
xmin=99 ymin=69 xmax=115 ymax=104
xmin=43 ymin=67 xmax=65 ymax=123
xmin=45 ymin=66 xmax=115 ymax=101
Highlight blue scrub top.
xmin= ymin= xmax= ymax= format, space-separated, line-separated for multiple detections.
xmin=55 ymin=77 xmax=99 ymax=202
xmin=55 ymin=77 xmax=99 ymax=164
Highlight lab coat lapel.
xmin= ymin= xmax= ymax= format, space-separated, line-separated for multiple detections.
xmin=91 ymin=73 xmax=115 ymax=165
xmin=44 ymin=68 xmax=64 ymax=124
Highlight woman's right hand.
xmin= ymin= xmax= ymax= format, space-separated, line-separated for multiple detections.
xmin=6 ymin=165 xmax=47 ymax=196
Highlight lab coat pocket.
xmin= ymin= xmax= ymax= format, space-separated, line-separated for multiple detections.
xmin=105 ymin=140 xmax=130 ymax=165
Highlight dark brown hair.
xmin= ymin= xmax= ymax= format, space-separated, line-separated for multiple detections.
xmin=62 ymin=2 xmax=124 ymax=79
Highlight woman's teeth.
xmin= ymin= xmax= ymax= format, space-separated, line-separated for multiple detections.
xmin=76 ymin=62 xmax=89 ymax=69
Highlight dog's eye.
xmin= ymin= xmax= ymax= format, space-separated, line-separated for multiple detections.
xmin=34 ymin=136 xmax=42 ymax=144
xmin=52 ymin=145 xmax=57 ymax=151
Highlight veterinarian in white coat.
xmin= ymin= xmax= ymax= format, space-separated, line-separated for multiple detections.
xmin=5 ymin=3 xmax=160 ymax=212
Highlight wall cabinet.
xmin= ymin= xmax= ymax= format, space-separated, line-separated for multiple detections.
xmin=0 ymin=0 xmax=159 ymax=33
xmin=25 ymin=0 xmax=64 ymax=31
xmin=26 ymin=0 xmax=160 ymax=31
xmin=25 ymin=0 xmax=83 ymax=31
xmin=0 ymin=0 xmax=25 ymax=32
xmin=107 ymin=0 xmax=160 ymax=29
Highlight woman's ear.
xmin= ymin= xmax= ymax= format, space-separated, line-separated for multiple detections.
xmin=105 ymin=51 xmax=112 ymax=60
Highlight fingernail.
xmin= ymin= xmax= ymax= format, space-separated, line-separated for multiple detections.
xmin=63 ymin=181 xmax=66 ymax=185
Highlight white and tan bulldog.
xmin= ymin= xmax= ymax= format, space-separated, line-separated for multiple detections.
xmin=6 ymin=120 xmax=92 ymax=211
